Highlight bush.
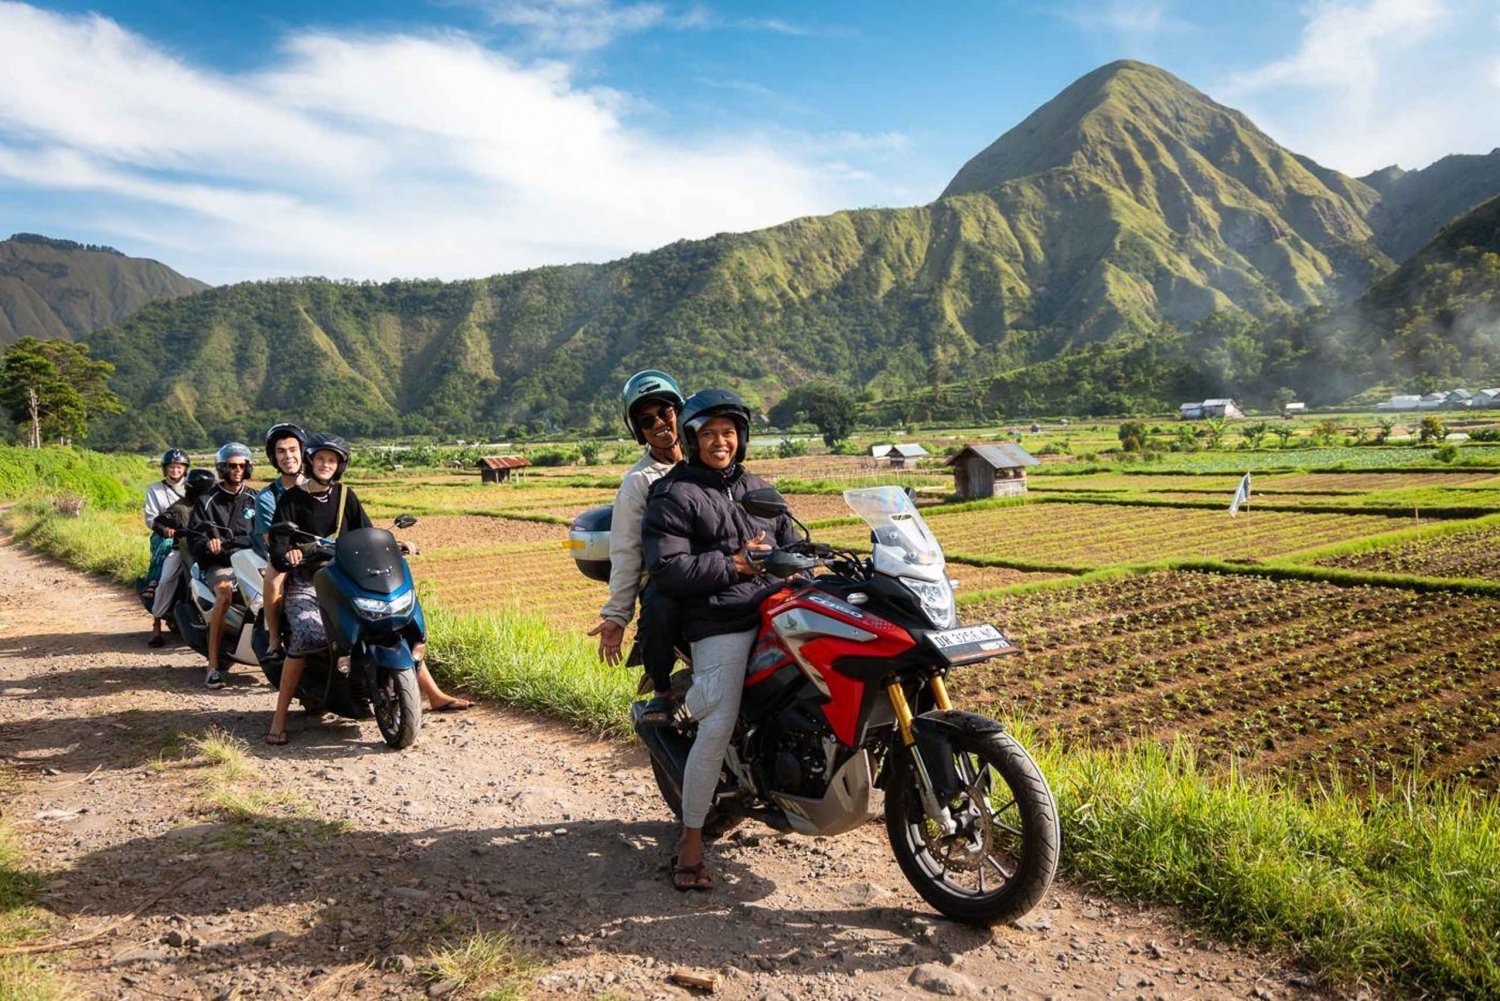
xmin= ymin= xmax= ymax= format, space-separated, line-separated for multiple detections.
xmin=527 ymin=448 xmax=577 ymax=467
xmin=1434 ymin=443 xmax=1460 ymax=463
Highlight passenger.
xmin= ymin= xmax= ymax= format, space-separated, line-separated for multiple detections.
xmin=642 ymin=389 xmax=798 ymax=890
xmin=144 ymin=449 xmax=190 ymax=647
xmin=150 ymin=468 xmax=217 ymax=635
xmin=263 ymin=434 xmax=470 ymax=747
xmin=255 ymin=423 xmax=306 ymax=653
xmin=588 ymin=370 xmax=685 ymax=725
xmin=187 ymin=443 xmax=258 ymax=689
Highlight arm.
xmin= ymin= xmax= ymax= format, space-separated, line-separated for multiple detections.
xmin=643 ymin=489 xmax=738 ymax=598
xmin=252 ymin=487 xmax=277 ymax=549
xmin=144 ymin=484 xmax=168 ymax=531
xmin=186 ymin=495 xmax=217 ymax=564
xmin=268 ymin=492 xmax=299 ymax=573
xmin=599 ymin=473 xmax=649 ymax=626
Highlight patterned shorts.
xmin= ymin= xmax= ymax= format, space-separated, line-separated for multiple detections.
xmin=284 ymin=576 xmax=328 ymax=657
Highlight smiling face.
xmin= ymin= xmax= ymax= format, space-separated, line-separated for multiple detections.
xmin=696 ymin=416 xmax=739 ymax=470
xmin=632 ymin=399 xmax=678 ymax=453
xmin=164 ymin=462 xmax=187 ymax=484
xmin=309 ymin=450 xmax=341 ymax=483
xmin=221 ymin=458 xmax=248 ymax=485
xmin=272 ymin=436 xmax=302 ymax=477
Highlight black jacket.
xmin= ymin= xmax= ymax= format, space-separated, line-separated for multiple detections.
xmin=153 ymin=495 xmax=196 ymax=561
xmin=268 ymin=484 xmax=372 ymax=574
xmin=642 ymin=463 xmax=799 ymax=641
xmin=187 ymin=485 xmax=256 ymax=569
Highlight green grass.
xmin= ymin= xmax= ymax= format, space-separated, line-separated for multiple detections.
xmin=0 ymin=444 xmax=150 ymax=510
xmin=3 ymin=501 xmax=147 ymax=586
xmin=425 ymin=930 xmax=540 ymax=1000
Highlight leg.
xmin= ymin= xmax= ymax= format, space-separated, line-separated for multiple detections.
xmin=263 ymin=566 xmax=286 ymax=651
xmin=267 ymin=656 xmax=305 ymax=744
xmin=151 ymin=551 xmax=181 ymax=620
xmin=675 ymin=628 xmax=756 ymax=888
xmin=417 ymin=662 xmax=470 ymax=711
xmin=636 ymin=587 xmax=680 ymax=724
xmin=205 ymin=579 xmax=233 ymax=685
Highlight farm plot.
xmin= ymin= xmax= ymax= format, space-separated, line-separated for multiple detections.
xmin=413 ymin=542 xmax=601 ymax=628
xmin=819 ymin=502 xmax=1417 ymax=568
xmin=395 ymin=515 xmax=563 ymax=553
xmin=361 ymin=483 xmax=615 ymax=521
xmin=956 ymin=570 xmax=1500 ymax=786
xmin=1315 ymin=520 xmax=1500 ymax=580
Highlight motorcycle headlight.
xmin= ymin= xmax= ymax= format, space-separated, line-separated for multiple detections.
xmin=352 ymin=590 xmax=415 ymax=619
xmin=901 ymin=576 xmax=956 ymax=629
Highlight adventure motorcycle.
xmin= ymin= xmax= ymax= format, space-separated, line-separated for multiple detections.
xmin=255 ymin=516 xmax=426 ymax=750
xmin=630 ymin=485 xmax=1059 ymax=925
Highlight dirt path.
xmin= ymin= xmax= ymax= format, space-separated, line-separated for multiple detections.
xmin=0 ymin=539 xmax=1323 ymax=1000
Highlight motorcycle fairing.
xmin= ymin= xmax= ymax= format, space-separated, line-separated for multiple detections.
xmin=359 ymin=637 xmax=416 ymax=672
xmin=334 ymin=529 xmax=407 ymax=596
xmin=768 ymin=749 xmax=873 ymax=836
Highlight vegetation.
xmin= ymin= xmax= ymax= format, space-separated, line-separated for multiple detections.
xmin=0 ymin=338 xmax=123 ymax=446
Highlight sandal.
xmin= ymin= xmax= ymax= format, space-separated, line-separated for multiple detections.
xmin=432 ymin=698 xmax=473 ymax=713
xmin=637 ymin=695 xmax=674 ymax=727
xmin=670 ymin=855 xmax=712 ymax=892
xmin=264 ymin=730 xmax=288 ymax=746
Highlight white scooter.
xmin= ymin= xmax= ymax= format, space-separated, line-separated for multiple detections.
xmin=173 ymin=548 xmax=267 ymax=668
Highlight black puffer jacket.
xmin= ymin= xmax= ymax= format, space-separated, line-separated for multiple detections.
xmin=643 ymin=463 xmax=800 ymax=641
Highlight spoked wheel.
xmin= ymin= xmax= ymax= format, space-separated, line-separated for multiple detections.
xmin=373 ymin=669 xmax=421 ymax=749
xmin=886 ymin=729 xmax=1059 ymax=925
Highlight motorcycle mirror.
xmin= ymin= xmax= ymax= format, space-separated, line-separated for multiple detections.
xmin=394 ymin=514 xmax=418 ymax=529
xmin=741 ymin=487 xmax=789 ymax=520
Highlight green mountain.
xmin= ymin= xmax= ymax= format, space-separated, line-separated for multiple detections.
xmin=1360 ymin=150 xmax=1500 ymax=261
xmin=75 ymin=61 xmax=1500 ymax=447
xmin=0 ymin=234 xmax=209 ymax=343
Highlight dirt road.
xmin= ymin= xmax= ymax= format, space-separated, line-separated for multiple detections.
xmin=0 ymin=540 xmax=1321 ymax=999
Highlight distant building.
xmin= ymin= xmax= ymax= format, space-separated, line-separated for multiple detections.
xmin=1477 ymin=389 xmax=1500 ymax=408
xmin=945 ymin=443 xmax=1039 ymax=500
xmin=477 ymin=455 xmax=529 ymax=484
xmin=1179 ymin=398 xmax=1243 ymax=420
xmin=870 ymin=443 xmax=929 ymax=468
xmin=1283 ymin=402 xmax=1307 ymax=415
xmin=1442 ymin=389 xmax=1474 ymax=410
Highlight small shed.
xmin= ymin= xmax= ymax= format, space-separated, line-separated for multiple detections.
xmin=477 ymin=455 xmax=529 ymax=484
xmin=1180 ymin=398 xmax=1243 ymax=419
xmin=945 ymin=443 xmax=1039 ymax=500
xmin=1477 ymin=389 xmax=1500 ymax=408
xmin=1282 ymin=402 xmax=1307 ymax=415
xmin=870 ymin=443 xmax=929 ymax=468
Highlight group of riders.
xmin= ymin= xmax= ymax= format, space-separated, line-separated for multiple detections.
xmin=140 ymin=375 xmax=793 ymax=891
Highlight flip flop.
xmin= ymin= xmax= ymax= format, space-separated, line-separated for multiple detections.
xmin=432 ymin=698 xmax=473 ymax=713
xmin=669 ymin=854 xmax=713 ymax=892
xmin=264 ymin=730 xmax=288 ymax=746
xmin=147 ymin=635 xmax=166 ymax=648
xmin=637 ymin=695 xmax=674 ymax=727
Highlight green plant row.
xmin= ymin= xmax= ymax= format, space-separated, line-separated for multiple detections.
xmin=1272 ymin=512 xmax=1500 ymax=567
xmin=1172 ymin=557 xmax=1500 ymax=598
xmin=1034 ymin=492 xmax=1494 ymax=519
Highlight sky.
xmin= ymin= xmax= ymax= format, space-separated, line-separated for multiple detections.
xmin=1 ymin=0 xmax=1497 ymax=284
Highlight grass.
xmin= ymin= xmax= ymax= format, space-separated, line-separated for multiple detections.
xmin=3 ymin=501 xmax=146 ymax=587
xmin=425 ymin=929 xmax=540 ymax=1000
xmin=180 ymin=729 xmax=347 ymax=848
xmin=0 ymin=769 xmax=66 ymax=1001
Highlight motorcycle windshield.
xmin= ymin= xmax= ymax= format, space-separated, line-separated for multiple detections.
xmin=842 ymin=486 xmax=945 ymax=569
xmin=334 ymin=528 xmax=406 ymax=595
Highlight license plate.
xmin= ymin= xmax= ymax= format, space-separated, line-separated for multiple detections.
xmin=930 ymin=624 xmax=1005 ymax=649
xmin=928 ymin=624 xmax=1018 ymax=665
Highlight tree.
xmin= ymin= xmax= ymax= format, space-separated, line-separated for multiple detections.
xmin=0 ymin=338 xmax=123 ymax=447
xmin=1201 ymin=417 xmax=1229 ymax=449
xmin=779 ymin=380 xmax=860 ymax=448
xmin=1419 ymin=414 xmax=1447 ymax=443
xmin=1239 ymin=421 xmax=1269 ymax=449
xmin=1270 ymin=387 xmax=1298 ymax=412
xmin=1270 ymin=424 xmax=1296 ymax=448
xmin=1117 ymin=421 xmax=1147 ymax=452
xmin=1310 ymin=419 xmax=1344 ymax=446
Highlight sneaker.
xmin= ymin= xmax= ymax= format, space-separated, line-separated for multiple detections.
xmin=204 ymin=670 xmax=225 ymax=689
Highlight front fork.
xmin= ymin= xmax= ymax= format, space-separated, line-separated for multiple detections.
xmin=887 ymin=676 xmax=957 ymax=834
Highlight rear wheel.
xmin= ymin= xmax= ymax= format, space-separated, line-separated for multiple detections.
xmin=886 ymin=729 xmax=1059 ymax=925
xmin=374 ymin=669 xmax=421 ymax=749
xmin=644 ymin=738 xmax=741 ymax=837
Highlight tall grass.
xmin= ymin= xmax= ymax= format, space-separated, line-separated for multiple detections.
xmin=3 ymin=501 xmax=147 ymax=586
xmin=0 ymin=445 xmax=150 ymax=510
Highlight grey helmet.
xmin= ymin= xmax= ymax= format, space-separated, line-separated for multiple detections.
xmin=678 ymin=388 xmax=751 ymax=466
xmin=214 ymin=442 xmax=253 ymax=481
xmin=621 ymin=370 xmax=685 ymax=444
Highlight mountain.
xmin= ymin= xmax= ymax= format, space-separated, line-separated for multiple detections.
xmin=1359 ymin=150 xmax=1500 ymax=262
xmin=75 ymin=61 xmax=1500 ymax=447
xmin=0 ymin=234 xmax=209 ymax=343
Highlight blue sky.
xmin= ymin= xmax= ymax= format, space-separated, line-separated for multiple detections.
xmin=2 ymin=0 xmax=1496 ymax=282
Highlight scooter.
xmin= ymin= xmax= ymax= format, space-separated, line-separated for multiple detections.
xmin=172 ymin=533 xmax=266 ymax=669
xmin=255 ymin=515 xmax=426 ymax=750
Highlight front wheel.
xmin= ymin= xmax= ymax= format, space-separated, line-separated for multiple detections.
xmin=374 ymin=669 xmax=421 ymax=749
xmin=885 ymin=729 xmax=1059 ymax=925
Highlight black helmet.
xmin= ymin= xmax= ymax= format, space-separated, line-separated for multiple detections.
xmin=184 ymin=468 xmax=217 ymax=499
xmin=160 ymin=449 xmax=190 ymax=471
xmin=621 ymin=370 xmax=685 ymax=444
xmin=678 ymin=389 xmax=751 ymax=467
xmin=303 ymin=432 xmax=351 ymax=483
xmin=214 ymin=442 xmax=254 ymax=481
xmin=264 ymin=422 xmax=306 ymax=466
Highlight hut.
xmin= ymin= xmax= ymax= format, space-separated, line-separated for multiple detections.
xmin=477 ymin=455 xmax=529 ymax=484
xmin=1179 ymin=398 xmax=1243 ymax=419
xmin=870 ymin=443 xmax=929 ymax=468
xmin=945 ymin=443 xmax=1039 ymax=500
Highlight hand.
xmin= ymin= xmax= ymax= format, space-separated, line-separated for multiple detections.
xmin=286 ymin=548 xmax=304 ymax=566
xmin=732 ymin=531 xmax=771 ymax=576
xmin=162 ymin=527 xmax=176 ymax=539
xmin=588 ymin=618 xmax=626 ymax=665
xmin=400 ymin=540 xmax=420 ymax=556
xmin=207 ymin=538 xmax=223 ymax=555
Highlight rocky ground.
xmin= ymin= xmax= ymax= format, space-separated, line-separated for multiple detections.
xmin=0 ymin=539 xmax=1331 ymax=999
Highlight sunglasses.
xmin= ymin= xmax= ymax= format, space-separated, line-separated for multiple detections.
xmin=224 ymin=462 xmax=249 ymax=470
xmin=636 ymin=405 xmax=675 ymax=429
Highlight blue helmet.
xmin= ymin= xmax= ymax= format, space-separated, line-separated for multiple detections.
xmin=621 ymin=370 xmax=685 ymax=444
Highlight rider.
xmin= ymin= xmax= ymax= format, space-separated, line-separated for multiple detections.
xmin=144 ymin=449 xmax=190 ymax=647
xmin=642 ymin=388 xmax=798 ymax=890
xmin=149 ymin=468 xmax=217 ymax=640
xmin=255 ymin=423 xmax=306 ymax=653
xmin=263 ymin=433 xmax=470 ymax=746
xmin=187 ymin=443 xmax=258 ymax=689
xmin=588 ymin=370 xmax=684 ymax=724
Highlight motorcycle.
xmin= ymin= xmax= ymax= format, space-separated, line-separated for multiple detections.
xmin=633 ymin=485 xmax=1060 ymax=925
xmin=255 ymin=515 xmax=426 ymax=750
xmin=172 ymin=533 xmax=266 ymax=668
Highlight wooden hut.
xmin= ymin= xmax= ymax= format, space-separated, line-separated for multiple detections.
xmin=945 ymin=443 xmax=1039 ymax=500
xmin=869 ymin=443 xmax=929 ymax=469
xmin=477 ymin=455 xmax=529 ymax=484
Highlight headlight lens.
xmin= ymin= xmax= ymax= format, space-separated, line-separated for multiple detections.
xmin=901 ymin=576 xmax=956 ymax=629
xmin=352 ymin=590 xmax=415 ymax=618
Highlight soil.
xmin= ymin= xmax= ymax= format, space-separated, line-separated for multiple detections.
xmin=0 ymin=539 xmax=1331 ymax=1000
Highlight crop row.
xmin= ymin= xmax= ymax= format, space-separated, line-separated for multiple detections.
xmin=1316 ymin=522 xmax=1500 ymax=580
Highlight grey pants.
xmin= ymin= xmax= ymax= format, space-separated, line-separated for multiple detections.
xmin=680 ymin=627 xmax=757 ymax=829
xmin=151 ymin=551 xmax=182 ymax=619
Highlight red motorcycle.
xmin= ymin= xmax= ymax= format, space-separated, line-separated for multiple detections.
xmin=634 ymin=485 xmax=1059 ymax=925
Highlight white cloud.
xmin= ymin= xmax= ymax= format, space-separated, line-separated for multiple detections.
xmin=1222 ymin=0 xmax=1500 ymax=172
xmin=482 ymin=0 xmax=666 ymax=52
xmin=1052 ymin=1 xmax=1193 ymax=51
xmin=0 ymin=2 xmax=883 ymax=282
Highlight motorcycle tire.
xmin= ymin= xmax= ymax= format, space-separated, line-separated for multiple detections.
xmin=885 ymin=729 xmax=1059 ymax=926
xmin=374 ymin=669 xmax=421 ymax=750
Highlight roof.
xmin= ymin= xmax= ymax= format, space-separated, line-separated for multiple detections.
xmin=945 ymin=442 xmax=1040 ymax=470
xmin=1202 ymin=398 xmax=1238 ymax=407
xmin=871 ymin=443 xmax=929 ymax=458
xmin=477 ymin=455 xmax=529 ymax=470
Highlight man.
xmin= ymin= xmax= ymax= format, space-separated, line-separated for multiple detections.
xmin=255 ymin=423 xmax=306 ymax=653
xmin=187 ymin=442 xmax=257 ymax=689
xmin=588 ymin=370 xmax=685 ymax=724
xmin=144 ymin=450 xmax=190 ymax=647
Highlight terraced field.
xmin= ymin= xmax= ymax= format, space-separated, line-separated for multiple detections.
xmin=1314 ymin=521 xmax=1500 ymax=580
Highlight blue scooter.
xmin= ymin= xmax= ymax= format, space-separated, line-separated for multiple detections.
xmin=257 ymin=515 xmax=427 ymax=749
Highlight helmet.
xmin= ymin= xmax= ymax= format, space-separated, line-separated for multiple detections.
xmin=264 ymin=422 xmax=306 ymax=466
xmin=160 ymin=449 xmax=190 ymax=471
xmin=184 ymin=468 xmax=217 ymax=499
xmin=621 ymin=370 xmax=685 ymax=444
xmin=303 ymin=432 xmax=351 ymax=483
xmin=678 ymin=388 xmax=751 ymax=467
xmin=214 ymin=442 xmax=254 ymax=481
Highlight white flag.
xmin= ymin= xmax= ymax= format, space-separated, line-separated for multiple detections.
xmin=1229 ymin=472 xmax=1251 ymax=517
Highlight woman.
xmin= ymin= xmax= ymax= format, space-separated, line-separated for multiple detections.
xmin=642 ymin=389 xmax=798 ymax=890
